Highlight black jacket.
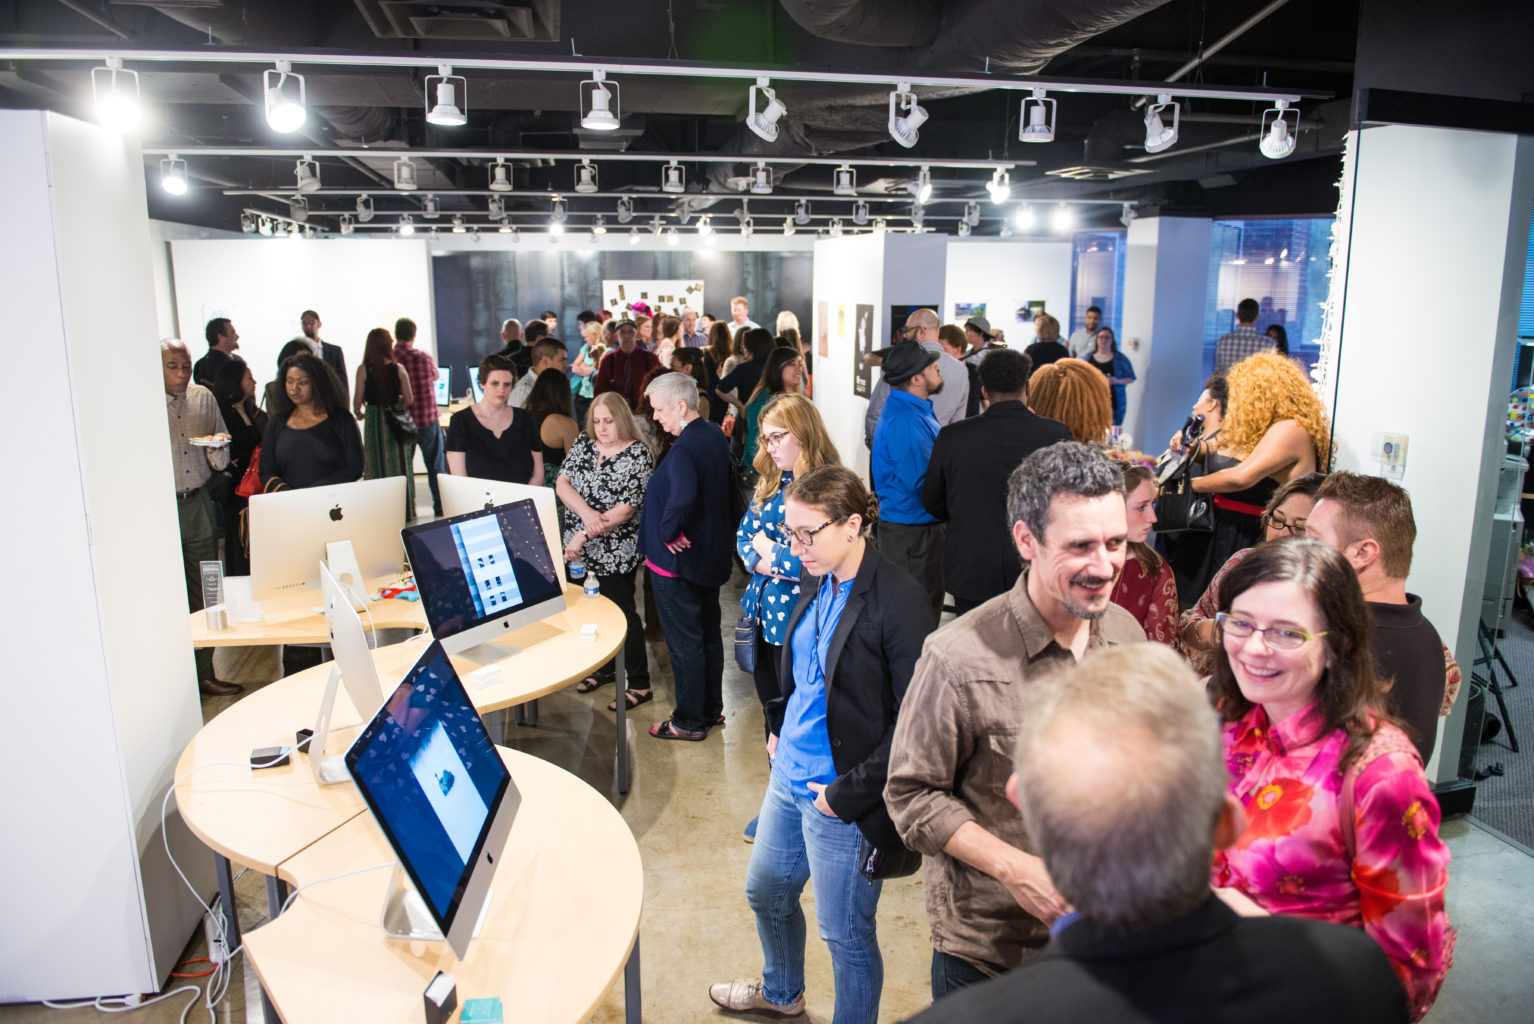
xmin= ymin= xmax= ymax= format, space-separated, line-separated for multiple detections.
xmin=767 ymin=543 xmax=933 ymax=850
xmin=637 ymin=416 xmax=733 ymax=587
xmin=921 ymin=400 xmax=1072 ymax=603
xmin=902 ymin=895 xmax=1407 ymax=1024
xmin=318 ymin=340 xmax=349 ymax=405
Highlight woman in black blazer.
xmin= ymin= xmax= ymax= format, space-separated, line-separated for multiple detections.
xmin=709 ymin=465 xmax=933 ymax=1024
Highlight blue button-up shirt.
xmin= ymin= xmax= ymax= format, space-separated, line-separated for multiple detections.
xmin=871 ymin=387 xmax=940 ymax=525
xmin=776 ymin=574 xmax=854 ymax=800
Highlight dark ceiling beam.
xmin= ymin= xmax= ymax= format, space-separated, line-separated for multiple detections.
xmin=1053 ymin=46 xmax=1353 ymax=75
xmin=49 ymin=0 xmax=136 ymax=41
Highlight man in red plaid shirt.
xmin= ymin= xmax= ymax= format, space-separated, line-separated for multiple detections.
xmin=393 ymin=317 xmax=444 ymax=517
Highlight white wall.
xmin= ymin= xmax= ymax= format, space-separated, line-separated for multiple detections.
xmin=941 ymin=239 xmax=1072 ymax=345
xmin=811 ymin=234 xmax=885 ymax=478
xmin=1330 ymin=125 xmax=1534 ymax=783
xmin=171 ymin=238 xmax=438 ymax=392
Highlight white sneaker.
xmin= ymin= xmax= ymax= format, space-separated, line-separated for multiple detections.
xmin=708 ymin=978 xmax=805 ymax=1017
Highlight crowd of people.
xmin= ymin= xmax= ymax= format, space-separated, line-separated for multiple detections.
xmin=161 ymin=293 xmax=1456 ymax=1023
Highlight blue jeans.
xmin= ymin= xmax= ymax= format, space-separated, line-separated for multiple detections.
xmin=746 ymin=770 xmax=884 ymax=1024
xmin=648 ymin=570 xmax=722 ymax=733
xmin=930 ymin=948 xmax=990 ymax=1000
xmin=416 ymin=422 xmax=445 ymax=515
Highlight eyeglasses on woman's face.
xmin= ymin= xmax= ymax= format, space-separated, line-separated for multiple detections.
xmin=762 ymin=428 xmax=793 ymax=450
xmin=786 ymin=517 xmax=839 ymax=548
xmin=1215 ymin=612 xmax=1326 ymax=650
xmin=1261 ymin=510 xmax=1307 ymax=536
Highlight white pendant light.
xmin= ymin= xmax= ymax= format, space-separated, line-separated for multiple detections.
xmin=355 ymin=194 xmax=374 ymax=222
xmin=425 ymin=65 xmax=468 ymax=126
xmin=288 ymin=195 xmax=308 ymax=222
xmin=398 ymin=214 xmax=415 ymax=236
xmin=833 ymin=165 xmax=856 ymax=196
xmin=746 ymin=77 xmax=787 ymax=143
xmin=1019 ymin=88 xmax=1056 ymax=143
xmin=794 ymin=199 xmax=812 ymax=225
xmin=159 ymin=154 xmax=188 ymax=196
xmin=339 ymin=214 xmax=355 ymax=236
xmin=616 ymin=197 xmax=634 ymax=223
xmin=852 ymin=200 xmax=869 ymax=226
xmin=575 ymin=160 xmax=599 ymax=193
xmin=294 ymin=155 xmax=320 ymax=193
xmin=1259 ymin=100 xmax=1298 ymax=159
xmin=749 ymin=161 xmax=773 ymax=195
xmin=661 ymin=161 xmax=685 ymax=194
xmin=911 ymin=165 xmax=933 ymax=205
xmin=986 ymin=168 xmax=1011 ymax=204
xmin=488 ymin=158 xmax=512 ymax=192
xmin=887 ymin=82 xmax=928 ymax=148
xmin=263 ymin=60 xmax=307 ymax=133
xmin=91 ymin=57 xmax=140 ymax=133
xmin=581 ymin=71 xmax=621 ymax=131
xmin=1143 ymin=93 xmax=1179 ymax=153
xmin=394 ymin=156 xmax=418 ymax=191
xmin=549 ymin=217 xmax=565 ymax=237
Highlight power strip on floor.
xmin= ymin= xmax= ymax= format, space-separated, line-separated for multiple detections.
xmin=203 ymin=910 xmax=230 ymax=966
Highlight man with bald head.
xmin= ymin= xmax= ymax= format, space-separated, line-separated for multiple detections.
xmin=903 ymin=644 xmax=1406 ymax=1024
xmin=863 ymin=307 xmax=969 ymax=448
xmin=162 ymin=340 xmax=241 ymax=697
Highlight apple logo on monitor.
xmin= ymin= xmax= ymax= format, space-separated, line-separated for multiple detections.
xmin=330 ymin=504 xmax=344 ymax=522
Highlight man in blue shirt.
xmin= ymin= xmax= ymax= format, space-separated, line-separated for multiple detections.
xmin=872 ymin=340 xmax=946 ymax=628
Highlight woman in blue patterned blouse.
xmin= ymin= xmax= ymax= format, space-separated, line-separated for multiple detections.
xmin=737 ymin=393 xmax=839 ymax=841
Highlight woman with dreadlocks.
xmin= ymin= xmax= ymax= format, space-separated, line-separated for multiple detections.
xmin=1026 ymin=357 xmax=1113 ymax=445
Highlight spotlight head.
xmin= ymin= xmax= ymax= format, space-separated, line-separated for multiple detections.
xmin=666 ymin=227 xmax=679 ymax=246
xmin=833 ymin=165 xmax=856 ymax=197
xmin=294 ymin=156 xmax=320 ymax=193
xmin=393 ymin=156 xmax=418 ymax=191
xmin=549 ymin=219 xmax=565 ymax=237
xmin=487 ymin=196 xmax=503 ymax=218
xmin=451 ymin=214 xmax=467 ymax=234
xmin=749 ymin=162 xmax=773 ymax=195
xmin=1051 ymin=203 xmax=1075 ymax=233
xmin=425 ymin=66 xmax=468 ymax=127
xmin=782 ymin=216 xmax=796 ymax=236
xmin=852 ymin=200 xmax=869 ymax=226
xmin=160 ymin=155 xmax=188 ymax=196
xmin=911 ymin=166 xmax=933 ymax=205
xmin=469 ymin=227 xmax=481 ymax=243
xmin=649 ymin=215 xmax=664 ymax=235
xmin=1120 ymin=203 xmax=1137 ymax=228
xmin=1019 ymin=88 xmax=1056 ymax=144
xmin=963 ymin=201 xmax=981 ymax=227
xmin=629 ymin=228 xmax=640 ymax=246
xmin=288 ymin=195 xmax=308 ymax=223
xmin=828 ymin=218 xmax=843 ymax=239
xmin=581 ymin=71 xmax=621 ymax=131
xmin=92 ymin=58 xmax=141 ymax=133
xmin=1144 ymin=93 xmax=1179 ymax=154
xmin=339 ymin=214 xmax=355 ymax=236
xmin=263 ymin=61 xmax=307 ymax=133
xmin=746 ymin=77 xmax=787 ymax=143
xmin=698 ymin=215 xmax=713 ymax=237
xmin=741 ymin=218 xmax=754 ymax=241
xmin=873 ymin=218 xmax=888 ymax=235
xmin=616 ymin=197 xmax=635 ymax=223
xmin=987 ymin=168 xmax=1011 ymax=204
xmin=910 ymin=203 xmax=925 ymax=229
xmin=957 ymin=220 xmax=971 ymax=238
xmin=794 ymin=199 xmax=812 ymax=225
xmin=398 ymin=214 xmax=416 ymax=236
xmin=1013 ymin=204 xmax=1035 ymax=230
xmin=887 ymin=83 xmax=928 ymax=149
xmin=509 ymin=227 xmax=522 ymax=242
xmin=998 ymin=218 xmax=1014 ymax=238
xmin=593 ymin=215 xmax=608 ymax=235
xmin=550 ymin=197 xmax=568 ymax=225
xmin=575 ymin=160 xmax=599 ymax=194
xmin=355 ymin=194 xmax=374 ymax=222
xmin=422 ymin=194 xmax=440 ymax=219
xmin=257 ymin=217 xmax=273 ymax=236
xmin=488 ymin=159 xmax=513 ymax=192
xmin=240 ymin=212 xmax=256 ymax=234
xmin=662 ymin=161 xmax=686 ymax=194
xmin=498 ymin=220 xmax=513 ymax=234
xmin=1259 ymin=100 xmax=1298 ymax=159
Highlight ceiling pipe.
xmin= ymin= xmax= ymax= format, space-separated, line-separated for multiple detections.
xmin=49 ymin=0 xmax=136 ymax=40
xmin=1132 ymin=0 xmax=1294 ymax=108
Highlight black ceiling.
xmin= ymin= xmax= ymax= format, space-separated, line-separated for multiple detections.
xmin=0 ymin=0 xmax=1363 ymax=234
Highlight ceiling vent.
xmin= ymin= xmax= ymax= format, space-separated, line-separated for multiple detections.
xmin=353 ymin=1 xmax=560 ymax=41
xmin=1046 ymin=165 xmax=1152 ymax=182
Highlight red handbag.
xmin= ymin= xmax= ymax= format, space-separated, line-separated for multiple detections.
xmin=235 ymin=446 xmax=262 ymax=498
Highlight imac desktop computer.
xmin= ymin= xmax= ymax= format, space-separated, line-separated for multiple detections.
xmin=437 ymin=475 xmax=563 ymax=574
xmin=434 ymin=366 xmax=451 ymax=407
xmin=400 ymin=499 xmax=565 ymax=666
xmin=310 ymin=563 xmax=388 ymax=785
xmin=467 ymin=367 xmax=483 ymax=403
xmin=345 ymin=639 xmax=520 ymax=959
xmin=249 ymin=477 xmax=407 ymax=601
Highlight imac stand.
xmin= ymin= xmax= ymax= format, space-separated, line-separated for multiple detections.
xmin=380 ymin=864 xmax=491 ymax=946
xmin=450 ymin=642 xmax=522 ymax=667
xmin=310 ymin=665 xmax=350 ymax=785
xmin=325 ymin=540 xmax=369 ymax=609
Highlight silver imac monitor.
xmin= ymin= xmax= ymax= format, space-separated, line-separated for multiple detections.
xmin=344 ymin=639 xmax=520 ymax=959
xmin=438 ymin=475 xmax=563 ymax=573
xmin=467 ymin=366 xmax=483 ymax=403
xmin=400 ymin=499 xmax=566 ymax=666
xmin=311 ymin=563 xmax=388 ymax=785
xmin=434 ymin=366 xmax=451 ymax=406
xmin=249 ymin=477 xmax=407 ymax=600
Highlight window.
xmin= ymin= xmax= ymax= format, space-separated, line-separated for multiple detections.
xmin=1070 ymin=232 xmax=1127 ymax=341
xmin=1202 ymin=218 xmax=1333 ymax=378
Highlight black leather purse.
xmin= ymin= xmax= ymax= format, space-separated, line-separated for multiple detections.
xmin=385 ymin=402 xmax=419 ymax=445
xmin=1155 ymin=459 xmax=1214 ymax=534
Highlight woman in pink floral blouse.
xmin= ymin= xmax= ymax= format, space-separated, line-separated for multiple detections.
xmin=1208 ymin=539 xmax=1454 ymax=1021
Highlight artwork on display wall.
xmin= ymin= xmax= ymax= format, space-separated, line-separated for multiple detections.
xmin=601 ymin=280 xmax=705 ymax=320
xmin=852 ymin=303 xmax=875 ymax=398
xmin=953 ymin=302 xmax=986 ymax=324
xmin=816 ymin=300 xmax=829 ymax=358
xmin=1015 ymin=300 xmax=1047 ymax=322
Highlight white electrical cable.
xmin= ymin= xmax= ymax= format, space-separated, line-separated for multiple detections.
xmin=279 ymin=861 xmax=396 ymax=916
xmin=44 ymin=984 xmax=202 ymax=1022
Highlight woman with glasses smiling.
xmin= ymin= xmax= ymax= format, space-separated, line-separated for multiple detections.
xmin=735 ymin=394 xmax=840 ymax=841
xmin=1210 ymin=539 xmax=1454 ymax=1021
xmin=711 ymin=465 xmax=932 ymax=1024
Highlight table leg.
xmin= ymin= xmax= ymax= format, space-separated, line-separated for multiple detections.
xmin=615 ymin=646 xmax=629 ymax=795
xmin=624 ymin=934 xmax=642 ymax=1024
xmin=258 ymin=875 xmax=289 ymax=1023
xmin=214 ymin=854 xmax=242 ymax=951
xmin=527 ymin=699 xmax=539 ymax=727
xmin=485 ymin=708 xmax=505 ymax=742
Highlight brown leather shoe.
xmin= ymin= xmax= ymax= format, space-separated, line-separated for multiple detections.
xmin=199 ymin=678 xmax=243 ymax=697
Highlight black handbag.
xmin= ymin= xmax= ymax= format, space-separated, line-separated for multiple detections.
xmin=385 ymin=403 xmax=419 ymax=445
xmin=734 ymin=613 xmax=758 ymax=673
xmin=857 ymin=835 xmax=922 ymax=880
xmin=1155 ymin=460 xmax=1214 ymax=534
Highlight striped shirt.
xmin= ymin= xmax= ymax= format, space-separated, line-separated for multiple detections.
xmin=165 ymin=384 xmax=229 ymax=493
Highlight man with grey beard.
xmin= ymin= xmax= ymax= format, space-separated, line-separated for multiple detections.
xmin=885 ymin=441 xmax=1144 ymax=1000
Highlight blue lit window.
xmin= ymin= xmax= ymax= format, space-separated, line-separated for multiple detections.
xmin=1070 ymin=232 xmax=1127 ymax=339
xmin=1202 ymin=218 xmax=1333 ymax=378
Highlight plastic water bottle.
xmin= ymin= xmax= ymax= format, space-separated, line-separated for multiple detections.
xmin=583 ymin=573 xmax=601 ymax=600
xmin=568 ymin=557 xmax=586 ymax=583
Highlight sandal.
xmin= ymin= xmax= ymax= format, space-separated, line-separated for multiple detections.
xmin=575 ymin=674 xmax=609 ymax=694
xmin=649 ymin=718 xmax=706 ymax=741
xmin=607 ymin=688 xmax=653 ymax=712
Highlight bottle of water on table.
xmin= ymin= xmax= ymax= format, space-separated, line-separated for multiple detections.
xmin=568 ymin=557 xmax=586 ymax=585
xmin=584 ymin=573 xmax=601 ymax=599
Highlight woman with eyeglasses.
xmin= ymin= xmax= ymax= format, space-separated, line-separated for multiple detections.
xmin=1210 ymin=539 xmax=1454 ymax=1021
xmin=1179 ymin=472 xmax=1327 ymax=675
xmin=741 ymin=348 xmax=807 ymax=472
xmin=735 ymin=395 xmax=840 ymax=841
xmin=711 ymin=465 xmax=931 ymax=1024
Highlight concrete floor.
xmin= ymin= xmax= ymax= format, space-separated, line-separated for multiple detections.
xmin=8 ymin=565 xmax=1534 ymax=1023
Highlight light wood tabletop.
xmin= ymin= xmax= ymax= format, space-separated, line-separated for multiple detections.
xmin=243 ymin=748 xmax=644 ymax=1024
xmin=191 ymin=574 xmax=427 ymax=648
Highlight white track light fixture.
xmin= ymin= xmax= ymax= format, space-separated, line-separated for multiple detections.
xmin=451 ymin=214 xmax=467 ymax=233
xmin=91 ymin=57 xmax=140 ymax=133
xmin=887 ymin=82 xmax=928 ymax=148
xmin=470 ymin=227 xmax=481 ymax=243
xmin=581 ymin=71 xmax=621 ymax=131
xmin=550 ymin=197 xmax=568 ymax=226
xmin=486 ymin=196 xmax=503 ymax=219
xmin=393 ymin=156 xmax=418 ymax=191
xmin=263 ymin=60 xmax=307 ymax=133
xmin=750 ymin=161 xmax=773 ymax=195
xmin=549 ymin=216 xmax=565 ymax=237
xmin=963 ymin=201 xmax=981 ymax=227
xmin=160 ymin=155 xmax=188 ymax=196
xmin=741 ymin=218 xmax=754 ymax=241
xmin=339 ymin=214 xmax=355 ymax=236
xmin=240 ymin=213 xmax=256 ymax=233
xmin=852 ymin=200 xmax=869 ymax=226
xmin=1143 ymin=93 xmax=1179 ymax=153
xmin=697 ymin=215 xmax=713 ymax=238
xmin=592 ymin=215 xmax=608 ymax=235
xmin=1259 ymin=100 xmax=1298 ymax=159
xmin=629 ymin=228 xmax=640 ymax=245
xmin=616 ymin=197 xmax=635 ymax=223
xmin=488 ymin=159 xmax=513 ymax=192
xmin=794 ymin=199 xmax=812 ymax=225
xmin=498 ymin=220 xmax=513 ymax=234
xmin=746 ymin=77 xmax=787 ymax=142
xmin=911 ymin=165 xmax=933 ymax=205
xmin=829 ymin=218 xmax=844 ymax=239
xmin=783 ymin=217 xmax=796 ymax=236
xmin=910 ymin=203 xmax=925 ymax=229
xmin=398 ymin=214 xmax=415 ymax=236
xmin=649 ymin=215 xmax=664 ymax=235
xmin=987 ymin=168 xmax=1011 ymax=204
xmin=662 ymin=161 xmax=686 ymax=194
xmin=833 ymin=165 xmax=857 ymax=196
xmin=1120 ymin=202 xmax=1137 ymax=228
xmin=1052 ymin=203 xmax=1076 ymax=233
xmin=355 ymin=194 xmax=374 ymax=222
xmin=294 ymin=155 xmax=320 ymax=193
xmin=509 ymin=226 xmax=521 ymax=242
xmin=666 ymin=227 xmax=680 ymax=246
xmin=998 ymin=218 xmax=1014 ymax=238
xmin=1019 ymin=88 xmax=1056 ymax=143
xmin=1014 ymin=204 xmax=1035 ymax=231
xmin=288 ymin=195 xmax=308 ymax=222
xmin=425 ymin=65 xmax=468 ymax=126
xmin=873 ymin=218 xmax=888 ymax=235
xmin=958 ymin=219 xmax=972 ymax=237
xmin=575 ymin=160 xmax=598 ymax=193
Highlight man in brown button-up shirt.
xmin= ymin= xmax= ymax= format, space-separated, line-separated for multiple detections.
xmin=885 ymin=442 xmax=1145 ymax=997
